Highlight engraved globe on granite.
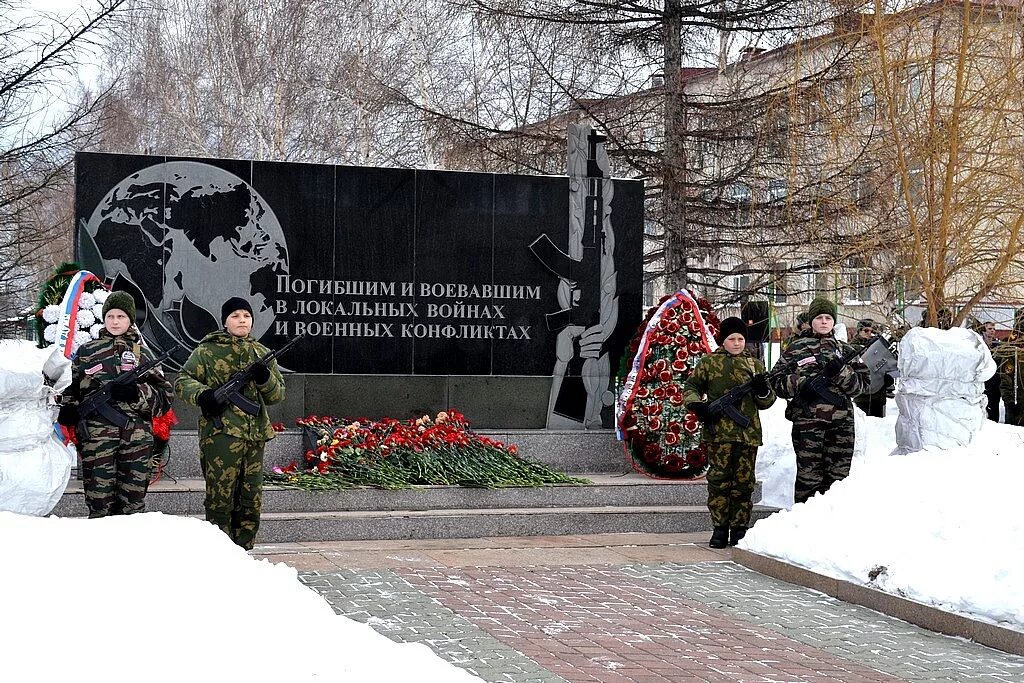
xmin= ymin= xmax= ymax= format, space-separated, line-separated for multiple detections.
xmin=80 ymin=160 xmax=289 ymax=348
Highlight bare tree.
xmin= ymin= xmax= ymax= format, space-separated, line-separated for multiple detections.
xmin=864 ymin=0 xmax=1024 ymax=326
xmin=94 ymin=0 xmax=477 ymax=167
xmin=0 ymin=0 xmax=125 ymax=320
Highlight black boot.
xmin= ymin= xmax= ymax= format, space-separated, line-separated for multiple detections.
xmin=709 ymin=527 xmax=729 ymax=549
xmin=729 ymin=526 xmax=747 ymax=546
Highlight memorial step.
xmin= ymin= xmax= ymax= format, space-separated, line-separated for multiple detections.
xmin=155 ymin=429 xmax=632 ymax=478
xmin=55 ymin=473 xmax=751 ymax=517
xmin=253 ymin=505 xmax=777 ymax=543
xmin=53 ymin=476 xmax=775 ymax=542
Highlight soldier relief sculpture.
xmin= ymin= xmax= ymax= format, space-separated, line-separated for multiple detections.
xmin=532 ymin=124 xmax=619 ymax=429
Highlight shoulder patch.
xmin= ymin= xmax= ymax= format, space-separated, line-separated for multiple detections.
xmin=797 ymin=356 xmax=817 ymax=367
xmin=85 ymin=363 xmax=103 ymax=376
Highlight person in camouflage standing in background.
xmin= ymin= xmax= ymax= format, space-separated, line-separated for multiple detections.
xmin=174 ymin=297 xmax=285 ymax=550
xmin=995 ymin=309 xmax=1024 ymax=426
xmin=769 ymin=298 xmax=868 ymax=505
xmin=683 ymin=317 xmax=776 ymax=548
xmin=57 ymin=291 xmax=174 ymax=517
xmin=782 ymin=312 xmax=810 ymax=351
xmin=850 ymin=319 xmax=889 ymax=417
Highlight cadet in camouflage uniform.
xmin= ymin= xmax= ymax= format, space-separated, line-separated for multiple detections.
xmin=174 ymin=297 xmax=285 ymax=550
xmin=769 ymin=298 xmax=868 ymax=505
xmin=683 ymin=317 xmax=776 ymax=548
xmin=57 ymin=291 xmax=174 ymax=517
xmin=850 ymin=319 xmax=888 ymax=417
xmin=995 ymin=310 xmax=1024 ymax=426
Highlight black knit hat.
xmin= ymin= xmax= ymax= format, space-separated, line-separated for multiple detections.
xmin=857 ymin=318 xmax=876 ymax=330
xmin=102 ymin=291 xmax=136 ymax=324
xmin=717 ymin=316 xmax=747 ymax=344
xmin=221 ymin=297 xmax=254 ymax=325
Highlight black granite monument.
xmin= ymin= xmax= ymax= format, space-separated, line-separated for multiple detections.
xmin=74 ymin=133 xmax=642 ymax=428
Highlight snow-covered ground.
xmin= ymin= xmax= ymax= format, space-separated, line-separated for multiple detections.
xmin=0 ymin=512 xmax=482 ymax=683
xmin=751 ymin=397 xmax=1024 ymax=633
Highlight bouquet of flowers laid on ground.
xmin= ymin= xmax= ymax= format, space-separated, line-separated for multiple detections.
xmin=266 ymin=410 xmax=586 ymax=490
xmin=616 ymin=291 xmax=719 ymax=479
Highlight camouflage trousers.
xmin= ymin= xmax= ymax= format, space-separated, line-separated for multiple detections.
xmin=200 ymin=433 xmax=266 ymax=550
xmin=78 ymin=420 xmax=153 ymax=518
xmin=705 ymin=442 xmax=757 ymax=528
xmin=791 ymin=415 xmax=855 ymax=505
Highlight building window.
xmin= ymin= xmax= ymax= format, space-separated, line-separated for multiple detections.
xmin=899 ymin=161 xmax=925 ymax=205
xmin=727 ymin=182 xmax=752 ymax=225
xmin=814 ymin=268 xmax=839 ymax=298
xmin=846 ymin=257 xmax=872 ymax=302
xmin=850 ymin=166 xmax=874 ymax=206
xmin=767 ymin=178 xmax=788 ymax=203
xmin=903 ymin=65 xmax=925 ymax=112
xmin=764 ymin=111 xmax=789 ymax=158
xmin=805 ymin=97 xmax=822 ymax=133
xmin=733 ymin=269 xmax=751 ymax=297
xmin=858 ymin=80 xmax=875 ymax=121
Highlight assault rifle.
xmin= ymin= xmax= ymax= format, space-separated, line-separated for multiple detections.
xmin=704 ymin=377 xmax=758 ymax=435
xmin=795 ymin=335 xmax=883 ymax=412
xmin=76 ymin=344 xmax=179 ymax=439
xmin=703 ymin=371 xmax=780 ymax=435
xmin=207 ymin=333 xmax=305 ymax=428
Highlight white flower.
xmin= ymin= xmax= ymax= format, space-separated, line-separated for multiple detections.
xmin=77 ymin=309 xmax=96 ymax=328
xmin=78 ymin=292 xmax=96 ymax=310
xmin=42 ymin=305 xmax=61 ymax=323
xmin=92 ymin=303 xmax=103 ymax=319
xmin=90 ymin=323 xmax=103 ymax=339
xmin=43 ymin=324 xmax=58 ymax=343
xmin=93 ymin=289 xmax=108 ymax=303
xmin=71 ymin=331 xmax=91 ymax=352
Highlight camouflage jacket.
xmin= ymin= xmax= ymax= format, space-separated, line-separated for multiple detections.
xmin=994 ymin=335 xmax=1024 ymax=405
xmin=66 ymin=328 xmax=174 ymax=426
xmin=769 ymin=330 xmax=868 ymax=422
xmin=174 ymin=331 xmax=285 ymax=442
xmin=682 ymin=349 xmax=776 ymax=445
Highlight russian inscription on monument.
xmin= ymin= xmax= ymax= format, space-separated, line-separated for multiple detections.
xmin=75 ymin=131 xmax=641 ymax=427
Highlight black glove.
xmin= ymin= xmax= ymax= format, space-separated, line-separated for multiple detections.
xmin=687 ymin=402 xmax=711 ymax=422
xmin=751 ymin=373 xmax=770 ymax=396
xmin=822 ymin=356 xmax=846 ymax=380
xmin=57 ymin=403 xmax=79 ymax=427
xmin=197 ymin=389 xmax=227 ymax=418
xmin=110 ymin=382 xmax=139 ymax=403
xmin=250 ymin=362 xmax=271 ymax=385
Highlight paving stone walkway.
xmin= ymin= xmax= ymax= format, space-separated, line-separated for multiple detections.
xmin=279 ymin=536 xmax=1024 ymax=683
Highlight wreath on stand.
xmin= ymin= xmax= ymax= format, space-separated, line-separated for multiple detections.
xmin=615 ymin=291 xmax=720 ymax=479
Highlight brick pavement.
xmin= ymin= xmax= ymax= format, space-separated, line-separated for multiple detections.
xmin=281 ymin=536 xmax=1024 ymax=683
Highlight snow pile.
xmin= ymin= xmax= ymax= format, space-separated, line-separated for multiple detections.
xmin=0 ymin=512 xmax=483 ymax=683
xmin=895 ymin=327 xmax=995 ymax=452
xmin=746 ymin=419 xmax=1024 ymax=632
xmin=0 ymin=340 xmax=75 ymax=516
